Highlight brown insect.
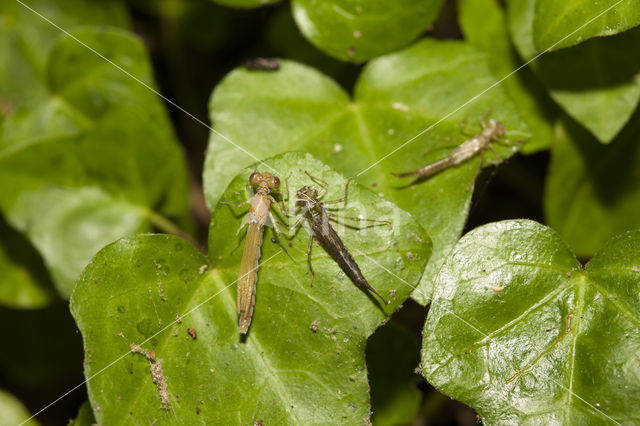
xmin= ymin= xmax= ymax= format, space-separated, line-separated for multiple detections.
xmin=392 ymin=119 xmax=513 ymax=180
xmin=290 ymin=172 xmax=391 ymax=305
xmin=221 ymin=171 xmax=288 ymax=334
xmin=243 ymin=57 xmax=280 ymax=71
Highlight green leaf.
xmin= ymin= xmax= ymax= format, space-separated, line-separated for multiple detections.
xmin=421 ymin=219 xmax=640 ymax=424
xmin=291 ymin=0 xmax=445 ymax=61
xmin=458 ymin=0 xmax=557 ymax=154
xmin=0 ymin=389 xmax=38 ymax=426
xmin=68 ymin=401 xmax=95 ymax=426
xmin=0 ymin=27 xmax=189 ymax=297
xmin=204 ymin=40 xmax=529 ymax=304
xmin=367 ymin=320 xmax=422 ymax=426
xmin=0 ymin=214 xmax=57 ymax=308
xmin=533 ymin=0 xmax=640 ymax=52
xmin=506 ymin=0 xmax=640 ymax=143
xmin=7 ymin=187 xmax=150 ymax=290
xmin=0 ymin=0 xmax=129 ymax=111
xmin=264 ymin=7 xmax=354 ymax=84
xmin=71 ymin=152 xmax=431 ymax=424
xmin=545 ymin=112 xmax=640 ymax=258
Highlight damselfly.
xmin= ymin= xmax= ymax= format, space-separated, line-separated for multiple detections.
xmin=222 ymin=171 xmax=288 ymax=334
xmin=392 ymin=119 xmax=513 ymax=180
xmin=290 ymin=172 xmax=391 ymax=305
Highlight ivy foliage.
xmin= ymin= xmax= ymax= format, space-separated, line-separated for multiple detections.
xmin=204 ymin=41 xmax=529 ymax=305
xmin=0 ymin=21 xmax=190 ymax=298
xmin=422 ymin=220 xmax=640 ymax=424
xmin=71 ymin=153 xmax=431 ymax=424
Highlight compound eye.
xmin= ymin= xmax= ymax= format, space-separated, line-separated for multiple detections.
xmin=249 ymin=171 xmax=261 ymax=185
xmin=272 ymin=176 xmax=281 ymax=188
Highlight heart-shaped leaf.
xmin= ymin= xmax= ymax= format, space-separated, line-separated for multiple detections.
xmin=0 ymin=27 xmax=189 ymax=297
xmin=458 ymin=0 xmax=557 ymax=154
xmin=506 ymin=0 xmax=640 ymax=143
xmin=71 ymin=153 xmax=431 ymax=424
xmin=545 ymin=112 xmax=640 ymax=258
xmin=204 ymin=40 xmax=529 ymax=304
xmin=422 ymin=219 xmax=640 ymax=424
xmin=533 ymin=0 xmax=640 ymax=52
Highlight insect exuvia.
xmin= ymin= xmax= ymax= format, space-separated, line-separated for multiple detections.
xmin=222 ymin=171 xmax=287 ymax=334
xmin=291 ymin=172 xmax=391 ymax=305
xmin=392 ymin=119 xmax=511 ymax=180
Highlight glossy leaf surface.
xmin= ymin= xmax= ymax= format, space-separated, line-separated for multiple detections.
xmin=533 ymin=0 xmax=640 ymax=51
xmin=291 ymin=0 xmax=444 ymax=61
xmin=507 ymin=0 xmax=640 ymax=143
xmin=422 ymin=220 xmax=640 ymax=424
xmin=71 ymin=153 xmax=431 ymax=424
xmin=204 ymin=40 xmax=529 ymax=304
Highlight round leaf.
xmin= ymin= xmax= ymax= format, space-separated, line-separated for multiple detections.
xmin=291 ymin=0 xmax=444 ymax=61
xmin=422 ymin=219 xmax=640 ymax=424
xmin=0 ymin=28 xmax=189 ymax=296
xmin=533 ymin=0 xmax=640 ymax=52
xmin=71 ymin=153 xmax=431 ymax=424
xmin=506 ymin=0 xmax=640 ymax=143
xmin=204 ymin=40 xmax=529 ymax=304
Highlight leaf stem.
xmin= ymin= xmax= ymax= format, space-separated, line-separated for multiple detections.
xmin=146 ymin=210 xmax=197 ymax=247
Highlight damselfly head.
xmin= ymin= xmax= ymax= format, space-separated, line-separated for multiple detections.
xmin=249 ymin=171 xmax=281 ymax=189
xmin=296 ymin=186 xmax=318 ymax=207
xmin=488 ymin=119 xmax=505 ymax=137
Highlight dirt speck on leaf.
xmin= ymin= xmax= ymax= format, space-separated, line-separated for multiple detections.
xmin=310 ymin=321 xmax=318 ymax=332
xmin=187 ymin=328 xmax=197 ymax=340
